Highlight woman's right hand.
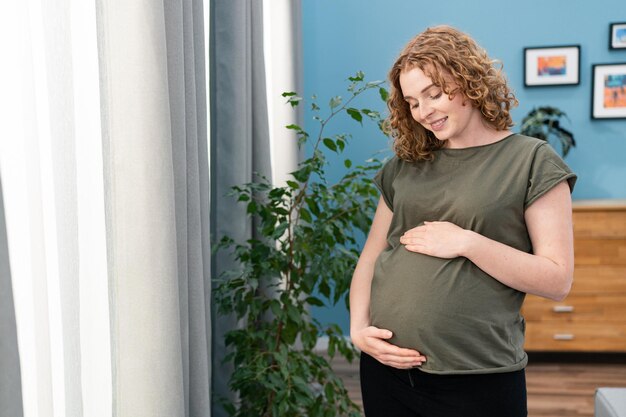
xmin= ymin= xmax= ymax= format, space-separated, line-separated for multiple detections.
xmin=351 ymin=326 xmax=427 ymax=369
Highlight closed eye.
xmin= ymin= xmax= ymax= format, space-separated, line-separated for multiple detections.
xmin=407 ymin=90 xmax=443 ymax=109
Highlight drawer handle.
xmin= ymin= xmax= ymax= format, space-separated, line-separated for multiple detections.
xmin=552 ymin=305 xmax=574 ymax=313
xmin=553 ymin=333 xmax=574 ymax=341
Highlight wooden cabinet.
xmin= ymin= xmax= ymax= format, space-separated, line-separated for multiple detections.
xmin=522 ymin=200 xmax=626 ymax=352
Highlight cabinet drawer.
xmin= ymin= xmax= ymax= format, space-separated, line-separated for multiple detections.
xmin=574 ymin=239 xmax=626 ymax=265
xmin=573 ymin=210 xmax=626 ymax=238
xmin=524 ymin=322 xmax=626 ymax=352
xmin=572 ymin=266 xmax=626 ymax=294
xmin=523 ymin=294 xmax=626 ymax=322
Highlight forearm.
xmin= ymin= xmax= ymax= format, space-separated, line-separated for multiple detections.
xmin=401 ymin=182 xmax=574 ymax=301
xmin=349 ymin=197 xmax=392 ymax=335
xmin=349 ymin=260 xmax=374 ymax=335
xmin=462 ymin=230 xmax=572 ymax=301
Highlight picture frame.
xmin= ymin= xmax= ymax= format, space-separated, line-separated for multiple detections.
xmin=524 ymin=45 xmax=581 ymax=87
xmin=591 ymin=63 xmax=626 ymax=120
xmin=609 ymin=22 xmax=626 ymax=50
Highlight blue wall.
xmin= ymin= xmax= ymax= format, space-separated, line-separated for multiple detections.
xmin=303 ymin=0 xmax=626 ymax=332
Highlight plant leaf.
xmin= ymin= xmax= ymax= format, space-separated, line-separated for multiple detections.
xmin=323 ymin=138 xmax=337 ymax=152
xmin=306 ymin=296 xmax=325 ymax=307
xmin=348 ymin=71 xmax=364 ymax=82
xmin=379 ymin=87 xmax=389 ymax=101
xmin=346 ymin=108 xmax=362 ymax=124
xmin=329 ymin=96 xmax=342 ymax=109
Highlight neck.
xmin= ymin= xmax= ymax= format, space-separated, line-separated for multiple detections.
xmin=444 ymin=125 xmax=512 ymax=149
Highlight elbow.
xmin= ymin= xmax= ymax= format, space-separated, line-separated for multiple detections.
xmin=550 ymin=288 xmax=570 ymax=302
xmin=548 ymin=270 xmax=573 ymax=302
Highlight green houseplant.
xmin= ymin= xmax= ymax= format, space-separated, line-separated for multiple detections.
xmin=520 ymin=106 xmax=576 ymax=157
xmin=215 ymin=72 xmax=388 ymax=417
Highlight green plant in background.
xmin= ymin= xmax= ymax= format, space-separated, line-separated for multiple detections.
xmin=215 ymin=72 xmax=388 ymax=417
xmin=520 ymin=106 xmax=576 ymax=157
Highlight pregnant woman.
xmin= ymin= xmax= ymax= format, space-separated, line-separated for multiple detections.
xmin=349 ymin=25 xmax=577 ymax=417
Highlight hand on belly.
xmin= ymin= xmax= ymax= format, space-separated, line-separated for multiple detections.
xmin=350 ymin=325 xmax=427 ymax=369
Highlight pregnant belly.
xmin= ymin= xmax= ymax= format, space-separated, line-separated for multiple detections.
xmin=369 ymin=246 xmax=524 ymax=371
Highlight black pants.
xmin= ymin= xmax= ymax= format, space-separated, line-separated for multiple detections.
xmin=360 ymin=352 xmax=527 ymax=417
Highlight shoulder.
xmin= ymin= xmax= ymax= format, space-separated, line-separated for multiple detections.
xmin=504 ymin=134 xmax=546 ymax=152
xmin=381 ymin=154 xmax=402 ymax=167
xmin=378 ymin=154 xmax=405 ymax=175
xmin=496 ymin=134 xmax=559 ymax=166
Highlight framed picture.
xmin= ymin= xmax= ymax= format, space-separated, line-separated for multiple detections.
xmin=592 ymin=63 xmax=626 ymax=119
xmin=524 ymin=45 xmax=580 ymax=87
xmin=610 ymin=22 xmax=626 ymax=50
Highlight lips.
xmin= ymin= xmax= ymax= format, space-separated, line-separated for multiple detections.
xmin=430 ymin=117 xmax=447 ymax=131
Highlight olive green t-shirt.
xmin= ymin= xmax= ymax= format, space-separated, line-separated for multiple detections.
xmin=371 ymin=134 xmax=577 ymax=374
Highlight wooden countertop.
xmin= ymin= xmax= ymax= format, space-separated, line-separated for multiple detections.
xmin=572 ymin=199 xmax=626 ymax=211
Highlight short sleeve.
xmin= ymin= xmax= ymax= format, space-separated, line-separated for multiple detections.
xmin=525 ymin=143 xmax=577 ymax=208
xmin=373 ymin=157 xmax=400 ymax=211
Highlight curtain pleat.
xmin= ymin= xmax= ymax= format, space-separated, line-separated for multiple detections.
xmin=97 ymin=0 xmax=211 ymax=416
xmin=164 ymin=0 xmax=212 ymax=416
xmin=99 ymin=1 xmax=180 ymax=416
xmin=0 ymin=178 xmax=23 ymax=417
xmin=209 ymin=1 xmax=272 ymax=416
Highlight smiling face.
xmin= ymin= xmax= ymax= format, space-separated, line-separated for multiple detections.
xmin=399 ymin=66 xmax=486 ymax=147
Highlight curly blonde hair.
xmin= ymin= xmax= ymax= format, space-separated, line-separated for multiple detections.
xmin=385 ymin=25 xmax=518 ymax=161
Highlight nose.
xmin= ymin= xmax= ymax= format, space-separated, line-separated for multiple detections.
xmin=418 ymin=101 xmax=434 ymax=121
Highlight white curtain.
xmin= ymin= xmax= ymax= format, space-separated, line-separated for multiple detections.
xmin=0 ymin=1 xmax=111 ymax=416
xmin=0 ymin=0 xmax=211 ymax=416
xmin=0 ymin=0 xmax=301 ymax=415
xmin=263 ymin=0 xmax=302 ymax=186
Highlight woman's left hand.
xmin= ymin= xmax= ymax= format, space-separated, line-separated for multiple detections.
xmin=399 ymin=221 xmax=471 ymax=258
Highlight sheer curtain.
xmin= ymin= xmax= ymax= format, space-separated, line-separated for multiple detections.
xmin=0 ymin=0 xmax=211 ymax=416
xmin=0 ymin=1 xmax=111 ymax=416
xmin=0 ymin=0 xmax=300 ymax=415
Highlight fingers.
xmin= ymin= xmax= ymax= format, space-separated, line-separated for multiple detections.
xmin=402 ymin=220 xmax=448 ymax=238
xmin=380 ymin=358 xmax=425 ymax=369
xmin=399 ymin=233 xmax=427 ymax=253
xmin=399 ymin=234 xmax=424 ymax=249
xmin=404 ymin=243 xmax=428 ymax=254
xmin=378 ymin=341 xmax=423 ymax=358
xmin=399 ymin=234 xmax=421 ymax=244
xmin=354 ymin=326 xmax=428 ymax=369
xmin=400 ymin=225 xmax=428 ymax=244
xmin=363 ymin=327 xmax=418 ymax=355
xmin=362 ymin=328 xmax=427 ymax=369
xmin=376 ymin=349 xmax=427 ymax=369
xmin=400 ymin=222 xmax=445 ymax=254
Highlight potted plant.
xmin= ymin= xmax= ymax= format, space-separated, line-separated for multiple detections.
xmin=520 ymin=106 xmax=576 ymax=157
xmin=214 ymin=72 xmax=387 ymax=417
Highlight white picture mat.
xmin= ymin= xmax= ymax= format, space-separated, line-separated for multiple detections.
xmin=611 ymin=23 xmax=626 ymax=48
xmin=593 ymin=64 xmax=626 ymax=118
xmin=525 ymin=47 xmax=579 ymax=85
